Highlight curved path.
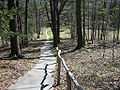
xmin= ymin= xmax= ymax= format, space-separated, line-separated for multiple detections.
xmin=8 ymin=41 xmax=56 ymax=90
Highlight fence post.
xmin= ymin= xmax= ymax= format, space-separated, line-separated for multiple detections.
xmin=66 ymin=72 xmax=71 ymax=90
xmin=56 ymin=47 xmax=61 ymax=85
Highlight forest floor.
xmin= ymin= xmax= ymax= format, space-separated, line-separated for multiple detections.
xmin=55 ymin=39 xmax=120 ymax=90
xmin=0 ymin=40 xmax=43 ymax=90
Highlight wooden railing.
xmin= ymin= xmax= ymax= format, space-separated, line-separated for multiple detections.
xmin=56 ymin=47 xmax=83 ymax=90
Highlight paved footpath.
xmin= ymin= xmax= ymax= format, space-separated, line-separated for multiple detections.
xmin=8 ymin=42 xmax=56 ymax=90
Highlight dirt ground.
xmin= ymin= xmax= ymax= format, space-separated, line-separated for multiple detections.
xmin=0 ymin=40 xmax=42 ymax=90
xmin=56 ymin=40 xmax=120 ymax=90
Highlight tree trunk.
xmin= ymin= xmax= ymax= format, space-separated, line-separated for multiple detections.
xmin=50 ymin=0 xmax=58 ymax=47
xmin=37 ymin=10 xmax=41 ymax=39
xmin=16 ymin=0 xmax=23 ymax=49
xmin=24 ymin=0 xmax=29 ymax=47
xmin=82 ymin=0 xmax=86 ymax=46
xmin=56 ymin=0 xmax=60 ymax=43
xmin=117 ymin=4 xmax=120 ymax=40
xmin=56 ymin=14 xmax=60 ymax=43
xmin=33 ymin=0 xmax=39 ymax=37
xmin=8 ymin=0 xmax=21 ymax=58
xmin=76 ymin=0 xmax=83 ymax=49
xmin=87 ymin=0 xmax=90 ymax=41
xmin=70 ymin=13 xmax=75 ymax=40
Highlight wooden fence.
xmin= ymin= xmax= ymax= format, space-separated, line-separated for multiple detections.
xmin=56 ymin=47 xmax=83 ymax=90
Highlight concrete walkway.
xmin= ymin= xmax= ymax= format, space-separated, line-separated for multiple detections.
xmin=8 ymin=42 xmax=56 ymax=90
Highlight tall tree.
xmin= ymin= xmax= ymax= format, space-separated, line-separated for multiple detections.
xmin=46 ymin=0 xmax=68 ymax=47
xmin=33 ymin=0 xmax=39 ymax=37
xmin=16 ymin=0 xmax=23 ymax=49
xmin=50 ymin=0 xmax=58 ymax=47
xmin=76 ymin=0 xmax=83 ymax=49
xmin=116 ymin=1 xmax=120 ymax=40
xmin=8 ymin=0 xmax=21 ymax=58
xmin=82 ymin=0 xmax=86 ymax=46
xmin=24 ymin=0 xmax=29 ymax=47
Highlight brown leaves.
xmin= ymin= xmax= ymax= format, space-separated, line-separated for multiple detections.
xmin=58 ymin=40 xmax=120 ymax=90
xmin=0 ymin=41 xmax=41 ymax=90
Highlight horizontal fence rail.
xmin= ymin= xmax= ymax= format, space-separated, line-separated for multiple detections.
xmin=56 ymin=47 xmax=83 ymax=90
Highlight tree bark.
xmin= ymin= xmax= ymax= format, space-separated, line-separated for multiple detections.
xmin=83 ymin=0 xmax=86 ymax=46
xmin=8 ymin=0 xmax=21 ymax=58
xmin=76 ymin=0 xmax=83 ymax=49
xmin=24 ymin=0 xmax=29 ymax=47
xmin=50 ymin=0 xmax=58 ymax=47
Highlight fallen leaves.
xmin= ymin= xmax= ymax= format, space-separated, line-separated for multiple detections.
xmin=0 ymin=41 xmax=41 ymax=90
xmin=57 ymin=40 xmax=120 ymax=90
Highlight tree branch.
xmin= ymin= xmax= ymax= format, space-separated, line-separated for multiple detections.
xmin=58 ymin=0 xmax=69 ymax=15
xmin=40 ymin=1 xmax=52 ymax=27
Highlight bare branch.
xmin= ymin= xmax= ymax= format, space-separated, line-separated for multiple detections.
xmin=58 ymin=0 xmax=69 ymax=15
